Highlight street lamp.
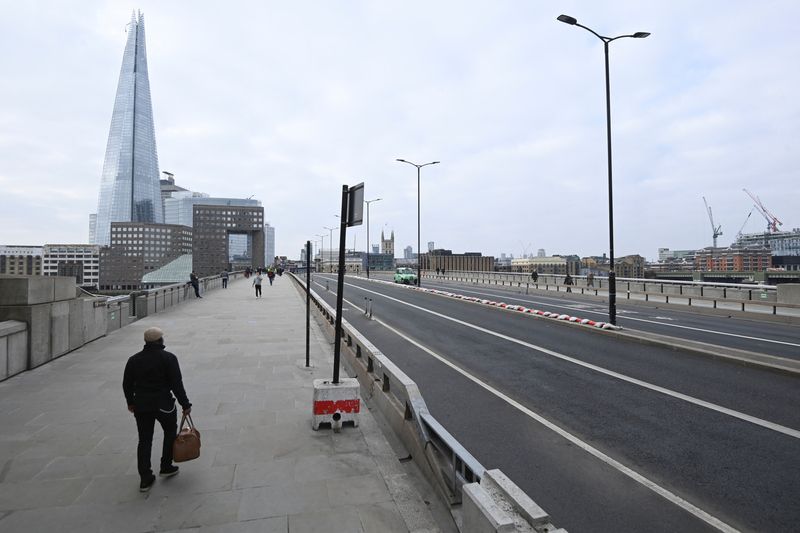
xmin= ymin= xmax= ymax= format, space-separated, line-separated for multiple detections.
xmin=364 ymin=198 xmax=382 ymax=278
xmin=557 ymin=14 xmax=649 ymax=326
xmin=324 ymin=226 xmax=336 ymax=272
xmin=396 ymin=159 xmax=439 ymax=287
xmin=315 ymin=234 xmax=325 ymax=272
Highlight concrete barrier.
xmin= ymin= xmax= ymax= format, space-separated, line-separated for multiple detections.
xmin=0 ymin=272 xmax=240 ymax=382
xmin=778 ymin=284 xmax=800 ymax=304
xmin=0 ymin=320 xmax=28 ymax=381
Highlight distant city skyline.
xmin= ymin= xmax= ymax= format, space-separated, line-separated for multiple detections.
xmin=1 ymin=2 xmax=798 ymax=260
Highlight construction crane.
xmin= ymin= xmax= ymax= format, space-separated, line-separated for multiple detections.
xmin=743 ymin=189 xmax=783 ymax=233
xmin=736 ymin=208 xmax=754 ymax=240
xmin=702 ymin=196 xmax=723 ymax=247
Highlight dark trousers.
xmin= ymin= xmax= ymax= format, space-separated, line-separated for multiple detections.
xmin=255 ymin=284 xmax=262 ymax=297
xmin=268 ymin=277 xmax=274 ymax=285
xmin=192 ymin=283 xmax=201 ymax=297
xmin=135 ymin=408 xmax=177 ymax=478
xmin=222 ymin=278 xmax=228 ymax=288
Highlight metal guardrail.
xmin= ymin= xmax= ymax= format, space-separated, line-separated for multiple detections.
xmin=289 ymin=272 xmax=485 ymax=505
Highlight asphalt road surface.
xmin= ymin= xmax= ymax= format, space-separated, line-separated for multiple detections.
xmin=310 ymin=273 xmax=800 ymax=533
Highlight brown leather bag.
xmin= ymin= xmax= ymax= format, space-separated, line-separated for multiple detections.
xmin=173 ymin=413 xmax=201 ymax=462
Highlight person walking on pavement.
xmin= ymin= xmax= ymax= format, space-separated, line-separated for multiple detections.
xmin=564 ymin=272 xmax=573 ymax=293
xmin=267 ymin=269 xmax=276 ymax=286
xmin=531 ymin=271 xmax=539 ymax=283
xmin=587 ymin=272 xmax=594 ymax=288
xmin=189 ymin=272 xmax=202 ymax=298
xmin=221 ymin=270 xmax=229 ymax=289
xmin=123 ymin=327 xmax=192 ymax=493
xmin=252 ymin=272 xmax=263 ymax=298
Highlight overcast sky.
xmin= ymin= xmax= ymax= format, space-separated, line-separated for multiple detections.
xmin=1 ymin=1 xmax=798 ymax=260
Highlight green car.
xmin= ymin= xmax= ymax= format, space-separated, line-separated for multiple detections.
xmin=393 ymin=267 xmax=418 ymax=285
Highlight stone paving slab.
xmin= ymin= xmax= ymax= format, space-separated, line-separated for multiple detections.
xmin=0 ymin=275 xmax=454 ymax=532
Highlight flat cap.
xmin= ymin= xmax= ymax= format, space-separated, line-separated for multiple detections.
xmin=144 ymin=327 xmax=164 ymax=343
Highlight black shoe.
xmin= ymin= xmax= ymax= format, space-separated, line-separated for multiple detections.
xmin=139 ymin=474 xmax=156 ymax=492
xmin=159 ymin=465 xmax=179 ymax=478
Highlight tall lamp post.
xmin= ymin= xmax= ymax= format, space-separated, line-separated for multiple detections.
xmin=396 ymin=159 xmax=439 ymax=287
xmin=364 ymin=198 xmax=382 ymax=278
xmin=315 ymin=234 xmax=325 ymax=272
xmin=323 ymin=226 xmax=336 ymax=273
xmin=556 ymin=14 xmax=649 ymax=326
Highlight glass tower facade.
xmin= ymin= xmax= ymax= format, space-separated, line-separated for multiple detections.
xmin=93 ymin=11 xmax=163 ymax=246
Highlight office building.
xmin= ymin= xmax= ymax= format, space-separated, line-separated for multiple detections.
xmin=510 ymin=255 xmax=580 ymax=275
xmin=192 ymin=205 xmax=264 ymax=277
xmin=0 ymin=246 xmax=43 ymax=276
xmin=421 ymin=249 xmax=494 ymax=272
xmin=694 ymin=246 xmax=772 ymax=272
xmin=43 ymin=244 xmax=101 ymax=289
xmin=428 ymin=241 xmax=435 ymax=252
xmin=100 ymin=223 xmax=192 ymax=290
xmin=265 ymin=223 xmax=276 ymax=266
xmin=92 ymin=11 xmax=164 ymax=246
xmin=404 ymin=246 xmax=413 ymax=259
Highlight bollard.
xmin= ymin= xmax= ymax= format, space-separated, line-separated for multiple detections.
xmin=364 ymin=297 xmax=369 ymax=315
xmin=369 ymin=299 xmax=373 ymax=319
xmin=327 ymin=281 xmax=330 ymax=292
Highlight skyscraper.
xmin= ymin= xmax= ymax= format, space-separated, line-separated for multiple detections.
xmin=92 ymin=11 xmax=163 ymax=246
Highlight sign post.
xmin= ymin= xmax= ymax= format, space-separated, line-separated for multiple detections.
xmin=332 ymin=183 xmax=363 ymax=384
xmin=305 ymin=240 xmax=311 ymax=367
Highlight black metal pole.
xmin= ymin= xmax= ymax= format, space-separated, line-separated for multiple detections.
xmin=417 ymin=165 xmax=421 ymax=287
xmin=366 ymin=202 xmax=370 ymax=279
xmin=305 ymin=240 xmax=311 ymax=367
xmin=604 ymin=40 xmax=617 ymax=326
xmin=332 ymin=185 xmax=349 ymax=384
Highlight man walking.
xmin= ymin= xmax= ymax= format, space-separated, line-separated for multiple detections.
xmin=253 ymin=271 xmax=263 ymax=298
xmin=221 ymin=270 xmax=229 ymax=289
xmin=123 ymin=327 xmax=192 ymax=492
xmin=189 ymin=272 xmax=202 ymax=298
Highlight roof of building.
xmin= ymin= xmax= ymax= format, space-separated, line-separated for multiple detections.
xmin=142 ymin=254 xmax=192 ymax=284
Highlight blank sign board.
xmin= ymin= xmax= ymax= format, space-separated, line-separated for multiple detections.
xmin=347 ymin=182 xmax=364 ymax=227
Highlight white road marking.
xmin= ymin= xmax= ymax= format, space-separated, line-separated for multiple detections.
xmin=420 ymin=281 xmax=800 ymax=349
xmin=314 ymin=279 xmax=740 ymax=533
xmin=319 ymin=276 xmax=800 ymax=441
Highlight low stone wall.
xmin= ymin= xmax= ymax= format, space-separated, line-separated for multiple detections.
xmin=0 ymin=320 xmax=28 ymax=381
xmin=0 ymin=272 xmax=243 ymax=382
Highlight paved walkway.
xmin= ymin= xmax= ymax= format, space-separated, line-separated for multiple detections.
xmin=0 ymin=275 xmax=452 ymax=532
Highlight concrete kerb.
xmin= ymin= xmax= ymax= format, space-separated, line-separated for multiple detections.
xmin=349 ymin=274 xmax=800 ymax=378
xmin=289 ymin=273 xmax=564 ymax=532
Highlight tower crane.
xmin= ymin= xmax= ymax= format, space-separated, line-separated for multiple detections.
xmin=736 ymin=208 xmax=753 ymax=240
xmin=702 ymin=196 xmax=723 ymax=247
xmin=743 ymin=189 xmax=783 ymax=233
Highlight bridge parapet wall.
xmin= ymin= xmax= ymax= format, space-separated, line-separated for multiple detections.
xmin=0 ymin=272 xmax=244 ymax=382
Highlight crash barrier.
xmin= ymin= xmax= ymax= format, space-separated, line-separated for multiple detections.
xmin=289 ymin=273 xmax=563 ymax=532
xmin=419 ymin=270 xmax=800 ymax=318
xmin=0 ymin=272 xmax=244 ymax=382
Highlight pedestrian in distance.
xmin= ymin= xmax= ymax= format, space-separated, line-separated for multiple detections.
xmin=253 ymin=272 xmax=263 ymax=297
xmin=221 ymin=269 xmax=229 ymax=289
xmin=267 ymin=269 xmax=276 ymax=286
xmin=587 ymin=272 xmax=594 ymax=288
xmin=564 ymin=272 xmax=573 ymax=293
xmin=531 ymin=271 xmax=539 ymax=283
xmin=189 ymin=272 xmax=202 ymax=298
xmin=123 ymin=327 xmax=192 ymax=493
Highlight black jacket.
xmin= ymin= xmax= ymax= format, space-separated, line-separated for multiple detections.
xmin=123 ymin=343 xmax=192 ymax=413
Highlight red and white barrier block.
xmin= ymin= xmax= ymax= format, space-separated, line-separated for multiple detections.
xmin=312 ymin=378 xmax=360 ymax=431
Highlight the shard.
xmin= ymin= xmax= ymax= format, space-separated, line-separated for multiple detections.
xmin=92 ymin=11 xmax=163 ymax=246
